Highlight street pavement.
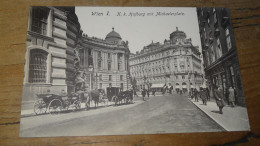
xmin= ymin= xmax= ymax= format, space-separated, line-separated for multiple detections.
xmin=20 ymin=93 xmax=224 ymax=137
xmin=188 ymin=96 xmax=250 ymax=131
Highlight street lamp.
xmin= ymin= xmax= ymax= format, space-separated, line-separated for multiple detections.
xmin=94 ymin=73 xmax=98 ymax=89
xmin=88 ymin=65 xmax=93 ymax=90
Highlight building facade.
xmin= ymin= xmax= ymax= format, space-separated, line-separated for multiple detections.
xmin=129 ymin=28 xmax=203 ymax=93
xmin=22 ymin=7 xmax=81 ymax=101
xmin=197 ymin=8 xmax=245 ymax=106
xmin=77 ymin=28 xmax=130 ymax=92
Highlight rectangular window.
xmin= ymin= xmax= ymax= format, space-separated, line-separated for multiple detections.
xmin=29 ymin=49 xmax=48 ymax=83
xmin=211 ymin=45 xmax=215 ymax=63
xmin=108 ymin=53 xmax=111 ymax=59
xmin=99 ymin=74 xmax=102 ymax=81
xmin=176 ymin=75 xmax=178 ymax=79
xmin=109 ymin=83 xmax=112 ymax=87
xmin=98 ymin=51 xmax=102 ymax=58
xmin=99 ymin=83 xmax=102 ymax=89
xmin=182 ymin=75 xmax=185 ymax=79
xmin=108 ymin=62 xmax=111 ymax=71
xmin=109 ymin=75 xmax=112 ymax=81
xmin=98 ymin=60 xmax=102 ymax=69
xmin=217 ymin=38 xmax=222 ymax=59
xmin=31 ymin=7 xmax=49 ymax=35
xmin=214 ymin=12 xmax=217 ymax=24
xmin=226 ymin=29 xmax=232 ymax=50
xmin=120 ymin=75 xmax=123 ymax=81
xmin=120 ymin=83 xmax=124 ymax=91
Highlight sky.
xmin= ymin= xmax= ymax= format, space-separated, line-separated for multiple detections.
xmin=75 ymin=7 xmax=202 ymax=54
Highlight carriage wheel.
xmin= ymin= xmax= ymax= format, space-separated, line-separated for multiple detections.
xmin=33 ymin=100 xmax=47 ymax=115
xmin=48 ymin=99 xmax=62 ymax=115
xmin=72 ymin=100 xmax=81 ymax=112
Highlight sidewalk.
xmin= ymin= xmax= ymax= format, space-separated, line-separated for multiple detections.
xmin=188 ymin=97 xmax=250 ymax=131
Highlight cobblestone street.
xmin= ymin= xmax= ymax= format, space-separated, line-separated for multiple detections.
xmin=20 ymin=93 xmax=224 ymax=137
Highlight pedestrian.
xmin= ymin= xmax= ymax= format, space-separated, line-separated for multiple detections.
xmin=194 ymin=88 xmax=198 ymax=102
xmin=169 ymin=85 xmax=173 ymax=94
xmin=206 ymin=87 xmax=210 ymax=101
xmin=214 ymin=86 xmax=225 ymax=114
xmin=147 ymin=88 xmax=150 ymax=98
xmin=141 ymin=87 xmax=146 ymax=101
xmin=228 ymin=86 xmax=235 ymax=107
xmin=152 ymin=89 xmax=156 ymax=96
xmin=190 ymin=89 xmax=194 ymax=99
xmin=200 ymin=87 xmax=207 ymax=105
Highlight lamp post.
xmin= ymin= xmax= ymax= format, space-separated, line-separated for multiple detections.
xmin=94 ymin=73 xmax=98 ymax=89
xmin=88 ymin=65 xmax=93 ymax=90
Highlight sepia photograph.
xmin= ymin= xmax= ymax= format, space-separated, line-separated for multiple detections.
xmin=19 ymin=6 xmax=250 ymax=137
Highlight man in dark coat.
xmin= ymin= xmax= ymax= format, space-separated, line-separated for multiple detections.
xmin=152 ymin=89 xmax=156 ymax=96
xmin=169 ymin=85 xmax=173 ymax=94
xmin=214 ymin=86 xmax=225 ymax=114
xmin=141 ymin=88 xmax=146 ymax=101
xmin=107 ymin=84 xmax=113 ymax=101
xmin=146 ymin=88 xmax=150 ymax=98
xmin=200 ymin=87 xmax=207 ymax=105
xmin=194 ymin=88 xmax=199 ymax=102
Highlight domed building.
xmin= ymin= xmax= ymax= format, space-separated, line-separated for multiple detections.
xmin=129 ymin=27 xmax=203 ymax=93
xmin=105 ymin=27 xmax=122 ymax=44
xmin=78 ymin=27 xmax=130 ymax=92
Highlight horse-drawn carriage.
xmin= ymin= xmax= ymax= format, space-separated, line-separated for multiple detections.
xmin=107 ymin=87 xmax=133 ymax=105
xmin=33 ymin=86 xmax=134 ymax=115
xmin=33 ymin=92 xmax=81 ymax=115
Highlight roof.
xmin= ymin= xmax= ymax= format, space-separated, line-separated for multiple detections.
xmin=105 ymin=27 xmax=122 ymax=40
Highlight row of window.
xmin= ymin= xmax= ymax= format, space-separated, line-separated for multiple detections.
xmin=97 ymin=52 xmax=124 ymax=71
xmin=98 ymin=75 xmax=124 ymax=81
xmin=99 ymin=83 xmax=124 ymax=90
xmin=130 ymin=49 xmax=192 ymax=65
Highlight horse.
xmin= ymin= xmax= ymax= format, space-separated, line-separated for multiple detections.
xmin=83 ymin=89 xmax=100 ymax=110
xmin=114 ymin=90 xmax=133 ymax=105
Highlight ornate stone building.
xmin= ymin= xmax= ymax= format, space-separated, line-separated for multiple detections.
xmin=22 ymin=7 xmax=81 ymax=101
xmin=78 ymin=28 xmax=130 ymax=92
xmin=197 ymin=8 xmax=245 ymax=106
xmin=129 ymin=28 xmax=203 ymax=92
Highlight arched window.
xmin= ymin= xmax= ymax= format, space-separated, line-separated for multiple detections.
xmin=29 ymin=49 xmax=48 ymax=83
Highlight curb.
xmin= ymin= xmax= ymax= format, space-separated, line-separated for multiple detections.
xmin=187 ymin=97 xmax=228 ymax=131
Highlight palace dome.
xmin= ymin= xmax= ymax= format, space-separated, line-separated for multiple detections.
xmin=170 ymin=27 xmax=186 ymax=40
xmin=105 ymin=27 xmax=122 ymax=43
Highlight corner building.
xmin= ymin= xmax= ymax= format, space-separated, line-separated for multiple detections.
xmin=197 ymin=8 xmax=245 ymax=106
xmin=22 ymin=7 xmax=81 ymax=101
xmin=129 ymin=28 xmax=203 ymax=92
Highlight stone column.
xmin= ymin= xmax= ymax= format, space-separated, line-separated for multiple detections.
xmin=114 ymin=53 xmax=118 ymax=71
xmin=122 ymin=54 xmax=125 ymax=71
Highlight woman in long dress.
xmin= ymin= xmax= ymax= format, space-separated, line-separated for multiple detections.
xmin=228 ymin=86 xmax=235 ymax=107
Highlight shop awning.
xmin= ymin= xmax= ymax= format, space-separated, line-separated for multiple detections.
xmin=175 ymin=85 xmax=180 ymax=88
xmin=151 ymin=83 xmax=164 ymax=88
xmin=182 ymin=85 xmax=187 ymax=88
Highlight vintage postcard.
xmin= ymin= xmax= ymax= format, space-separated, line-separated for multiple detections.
xmin=20 ymin=6 xmax=250 ymax=137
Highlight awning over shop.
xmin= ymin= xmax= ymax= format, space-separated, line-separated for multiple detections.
xmin=151 ymin=83 xmax=165 ymax=88
xmin=182 ymin=85 xmax=187 ymax=88
xmin=175 ymin=85 xmax=180 ymax=88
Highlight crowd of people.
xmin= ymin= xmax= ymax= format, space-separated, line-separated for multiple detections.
xmin=189 ymin=85 xmax=237 ymax=114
